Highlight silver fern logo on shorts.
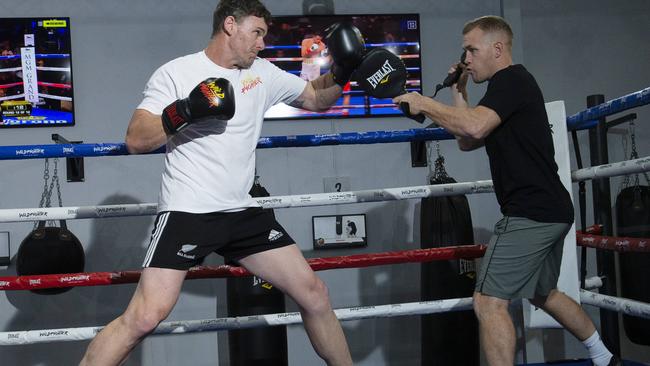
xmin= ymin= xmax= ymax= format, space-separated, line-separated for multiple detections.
xmin=268 ymin=229 xmax=283 ymax=242
xmin=177 ymin=244 xmax=197 ymax=259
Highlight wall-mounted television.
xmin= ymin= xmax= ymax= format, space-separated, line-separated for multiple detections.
xmin=0 ymin=17 xmax=74 ymax=128
xmin=261 ymin=13 xmax=422 ymax=121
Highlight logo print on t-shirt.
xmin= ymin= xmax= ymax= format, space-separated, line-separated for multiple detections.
xmin=241 ymin=75 xmax=262 ymax=94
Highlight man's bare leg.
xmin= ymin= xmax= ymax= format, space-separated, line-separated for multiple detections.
xmin=79 ymin=268 xmax=186 ymax=366
xmin=473 ymin=292 xmax=515 ymax=366
xmin=239 ymin=244 xmax=352 ymax=366
xmin=531 ymin=290 xmax=615 ymax=366
xmin=530 ymin=289 xmax=595 ymax=340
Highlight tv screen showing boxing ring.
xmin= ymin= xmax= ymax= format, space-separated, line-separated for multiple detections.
xmin=0 ymin=17 xmax=74 ymax=128
xmin=261 ymin=13 xmax=422 ymax=121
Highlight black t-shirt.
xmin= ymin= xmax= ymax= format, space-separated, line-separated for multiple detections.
xmin=478 ymin=64 xmax=574 ymax=223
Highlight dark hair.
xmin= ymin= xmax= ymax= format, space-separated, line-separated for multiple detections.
xmin=212 ymin=0 xmax=272 ymax=37
xmin=463 ymin=15 xmax=513 ymax=48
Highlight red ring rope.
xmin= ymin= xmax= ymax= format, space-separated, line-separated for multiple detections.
xmin=577 ymin=233 xmax=650 ymax=252
xmin=3 ymin=228 xmax=644 ymax=292
xmin=0 ymin=245 xmax=486 ymax=291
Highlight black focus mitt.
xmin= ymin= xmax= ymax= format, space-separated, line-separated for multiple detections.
xmin=354 ymin=48 xmax=424 ymax=123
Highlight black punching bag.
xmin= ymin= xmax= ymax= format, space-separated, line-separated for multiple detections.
xmin=420 ymin=155 xmax=479 ymax=366
xmin=227 ymin=179 xmax=288 ymax=366
xmin=17 ymin=220 xmax=85 ymax=295
xmin=616 ymin=185 xmax=650 ymax=345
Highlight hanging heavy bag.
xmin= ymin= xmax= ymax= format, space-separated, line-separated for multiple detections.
xmin=227 ymin=175 xmax=288 ymax=366
xmin=615 ymin=124 xmax=650 ymax=345
xmin=420 ymin=148 xmax=479 ymax=366
xmin=17 ymin=220 xmax=85 ymax=295
xmin=616 ymin=185 xmax=650 ymax=345
xmin=16 ymin=158 xmax=84 ymax=295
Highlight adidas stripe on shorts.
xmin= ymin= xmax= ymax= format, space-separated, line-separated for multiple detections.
xmin=143 ymin=207 xmax=294 ymax=270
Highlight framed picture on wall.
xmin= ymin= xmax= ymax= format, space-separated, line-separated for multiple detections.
xmin=312 ymin=214 xmax=367 ymax=249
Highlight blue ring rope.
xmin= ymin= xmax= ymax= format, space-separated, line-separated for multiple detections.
xmin=0 ymin=128 xmax=453 ymax=160
xmin=0 ymin=53 xmax=70 ymax=60
xmin=566 ymin=87 xmax=650 ymax=131
xmin=0 ymin=87 xmax=647 ymax=160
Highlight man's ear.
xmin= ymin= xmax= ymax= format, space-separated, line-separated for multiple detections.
xmin=223 ymin=15 xmax=236 ymax=36
xmin=494 ymin=41 xmax=504 ymax=58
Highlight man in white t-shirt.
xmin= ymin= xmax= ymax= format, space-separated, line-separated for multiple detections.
xmin=80 ymin=1 xmax=365 ymax=365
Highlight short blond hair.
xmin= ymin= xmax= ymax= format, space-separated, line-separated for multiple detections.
xmin=463 ymin=15 xmax=513 ymax=49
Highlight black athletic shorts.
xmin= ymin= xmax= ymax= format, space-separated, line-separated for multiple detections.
xmin=142 ymin=207 xmax=294 ymax=270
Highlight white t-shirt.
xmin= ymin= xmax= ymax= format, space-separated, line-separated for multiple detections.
xmin=137 ymin=50 xmax=307 ymax=213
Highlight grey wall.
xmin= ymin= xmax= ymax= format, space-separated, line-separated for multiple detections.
xmin=519 ymin=1 xmax=650 ymax=364
xmin=0 ymin=0 xmax=648 ymax=365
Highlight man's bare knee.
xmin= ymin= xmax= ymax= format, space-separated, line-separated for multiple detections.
xmin=123 ymin=304 xmax=170 ymax=336
xmin=473 ymin=293 xmax=509 ymax=321
xmin=297 ymin=275 xmax=331 ymax=315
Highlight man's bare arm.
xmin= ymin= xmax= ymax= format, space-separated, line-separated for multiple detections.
xmin=125 ymin=109 xmax=168 ymax=154
xmin=289 ymin=74 xmax=342 ymax=112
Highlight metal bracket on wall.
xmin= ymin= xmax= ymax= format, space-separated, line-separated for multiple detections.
xmin=410 ymin=140 xmax=427 ymax=167
xmin=51 ymin=133 xmax=84 ymax=182
xmin=0 ymin=231 xmax=9 ymax=267
xmin=605 ymin=113 xmax=636 ymax=129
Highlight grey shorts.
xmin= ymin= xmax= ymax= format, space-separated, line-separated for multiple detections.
xmin=475 ymin=216 xmax=571 ymax=300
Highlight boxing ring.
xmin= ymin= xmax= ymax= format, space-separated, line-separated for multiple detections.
xmin=0 ymin=86 xmax=649 ymax=364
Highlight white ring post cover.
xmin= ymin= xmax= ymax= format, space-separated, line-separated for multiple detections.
xmin=524 ymin=101 xmax=580 ymax=329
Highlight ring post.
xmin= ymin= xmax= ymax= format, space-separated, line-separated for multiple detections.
xmin=587 ymin=94 xmax=620 ymax=355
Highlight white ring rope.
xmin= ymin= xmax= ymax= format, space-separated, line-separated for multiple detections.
xmin=0 ymin=67 xmax=22 ymax=73
xmin=0 ymin=66 xmax=70 ymax=72
xmin=0 ymin=180 xmax=494 ymax=223
xmin=580 ymin=289 xmax=650 ymax=320
xmin=571 ymin=156 xmax=650 ymax=182
xmin=0 ymin=298 xmax=473 ymax=346
xmin=38 ymin=93 xmax=73 ymax=102
xmin=0 ymin=203 xmax=158 ymax=223
xmin=0 ymin=93 xmax=71 ymax=103
xmin=0 ymin=94 xmax=24 ymax=102
xmin=0 ymin=92 xmax=73 ymax=103
xmin=3 ymin=154 xmax=650 ymax=223
xmin=4 ymin=290 xmax=650 ymax=346
xmin=36 ymin=66 xmax=71 ymax=72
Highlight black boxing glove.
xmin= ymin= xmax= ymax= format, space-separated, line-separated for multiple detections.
xmin=324 ymin=22 xmax=365 ymax=87
xmin=355 ymin=47 xmax=425 ymax=123
xmin=161 ymin=77 xmax=235 ymax=134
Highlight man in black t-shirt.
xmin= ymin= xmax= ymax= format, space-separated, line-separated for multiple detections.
xmin=395 ymin=16 xmax=618 ymax=366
